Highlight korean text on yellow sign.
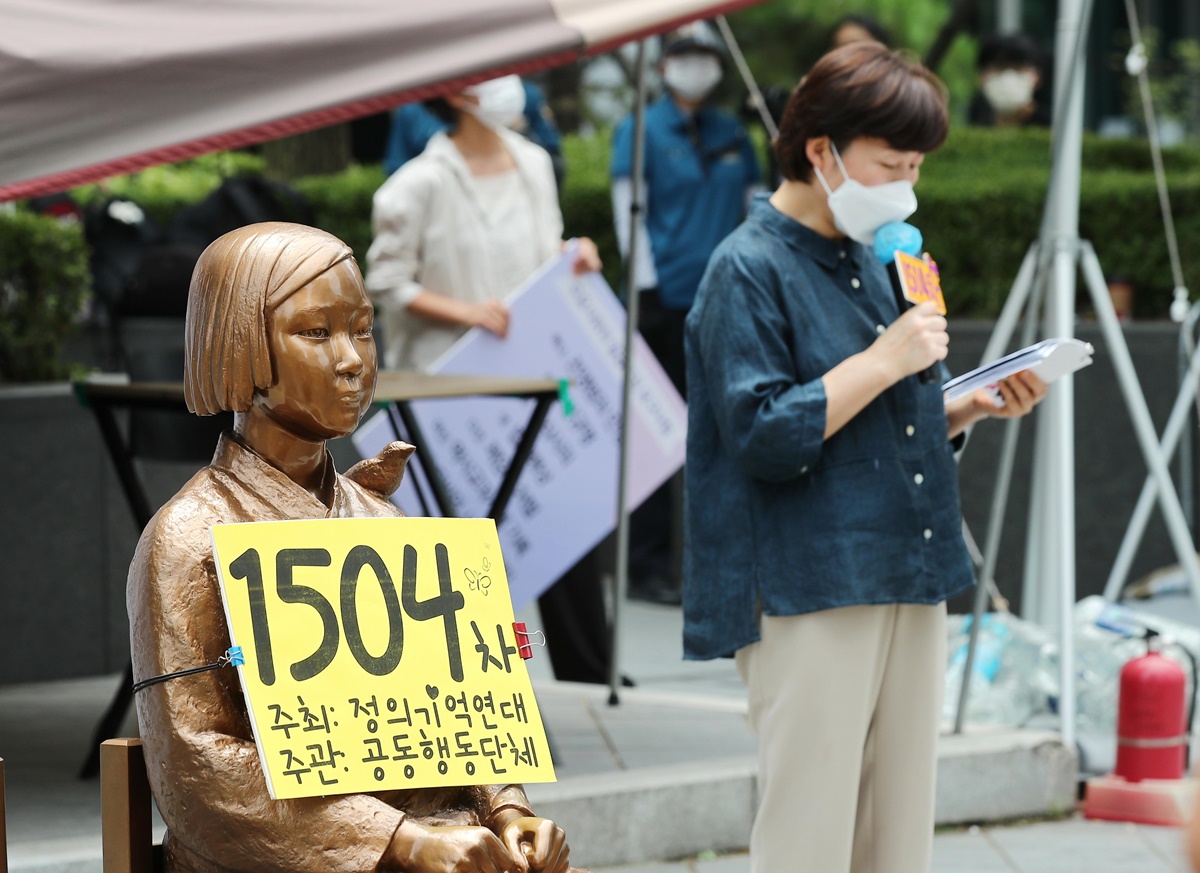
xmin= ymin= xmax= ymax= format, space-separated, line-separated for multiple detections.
xmin=211 ymin=517 xmax=554 ymax=800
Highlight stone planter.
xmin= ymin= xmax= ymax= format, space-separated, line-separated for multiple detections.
xmin=0 ymin=382 xmax=140 ymax=683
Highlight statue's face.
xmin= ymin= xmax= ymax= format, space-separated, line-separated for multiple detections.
xmin=257 ymin=259 xmax=377 ymax=441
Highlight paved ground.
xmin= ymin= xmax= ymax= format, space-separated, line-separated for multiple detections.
xmin=596 ymin=815 xmax=1196 ymax=872
xmin=1 ymin=598 xmax=1196 ymax=872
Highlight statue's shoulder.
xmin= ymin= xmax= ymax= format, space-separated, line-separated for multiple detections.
xmin=135 ymin=467 xmax=232 ymax=568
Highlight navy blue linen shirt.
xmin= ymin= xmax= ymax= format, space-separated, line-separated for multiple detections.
xmin=611 ymin=95 xmax=760 ymax=310
xmin=682 ymin=195 xmax=975 ymax=661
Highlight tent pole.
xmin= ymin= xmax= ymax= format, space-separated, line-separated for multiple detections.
xmin=1028 ymin=0 xmax=1089 ymax=753
xmin=608 ymin=39 xmax=649 ymax=706
xmin=980 ymin=0 xmax=1091 ymax=744
xmin=997 ymin=0 xmax=1023 ymax=33
xmin=715 ymin=15 xmax=777 ymax=139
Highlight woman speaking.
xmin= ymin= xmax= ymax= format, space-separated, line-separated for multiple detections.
xmin=683 ymin=42 xmax=1046 ymax=873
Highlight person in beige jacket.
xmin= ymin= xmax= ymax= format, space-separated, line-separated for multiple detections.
xmin=365 ymin=75 xmax=599 ymax=372
xmin=364 ymin=76 xmax=615 ymax=691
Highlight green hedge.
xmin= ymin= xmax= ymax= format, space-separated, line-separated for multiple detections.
xmin=77 ymin=138 xmax=626 ymax=293
xmin=9 ymin=127 xmax=1199 ymax=381
xmin=560 ymin=126 xmax=1200 ymax=317
xmin=917 ymin=128 xmax=1200 ymax=316
xmin=71 ymin=129 xmax=1200 ymax=317
xmin=926 ymin=165 xmax=1200 ymax=316
xmin=0 ymin=208 xmax=90 ymax=382
xmin=559 ymin=132 xmax=622 ymax=291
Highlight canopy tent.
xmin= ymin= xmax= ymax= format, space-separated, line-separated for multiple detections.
xmin=0 ymin=0 xmax=761 ymax=201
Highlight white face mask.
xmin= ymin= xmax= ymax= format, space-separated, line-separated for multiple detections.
xmin=662 ymin=54 xmax=723 ymax=102
xmin=981 ymin=69 xmax=1037 ymax=115
xmin=463 ymin=75 xmax=527 ymax=130
xmin=813 ymin=143 xmax=918 ymax=246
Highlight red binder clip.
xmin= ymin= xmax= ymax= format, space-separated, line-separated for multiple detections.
xmin=514 ymin=622 xmax=533 ymax=659
xmin=513 ymin=622 xmax=545 ymax=660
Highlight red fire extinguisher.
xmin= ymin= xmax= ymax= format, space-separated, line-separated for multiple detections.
xmin=1114 ymin=631 xmax=1188 ymax=782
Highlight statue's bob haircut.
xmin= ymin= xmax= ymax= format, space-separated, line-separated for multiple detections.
xmin=775 ymin=41 xmax=949 ymax=183
xmin=184 ymin=222 xmax=355 ymax=416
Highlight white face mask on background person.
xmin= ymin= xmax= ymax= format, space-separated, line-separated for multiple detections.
xmin=463 ymin=75 xmax=527 ymax=129
xmin=662 ymin=54 xmax=723 ymax=103
xmin=981 ymin=68 xmax=1038 ymax=114
xmin=813 ymin=143 xmax=918 ymax=246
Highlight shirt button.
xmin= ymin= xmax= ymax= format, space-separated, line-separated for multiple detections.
xmin=850 ymin=277 xmax=861 ymax=289
xmin=905 ymin=425 xmax=915 ymax=436
xmin=875 ymin=324 xmax=886 ymax=335
xmin=924 ymin=528 xmax=933 ymax=540
xmin=800 ymin=465 xmax=808 ymax=474
xmin=839 ymin=249 xmax=847 ymax=259
xmin=914 ymin=473 xmax=924 ymax=485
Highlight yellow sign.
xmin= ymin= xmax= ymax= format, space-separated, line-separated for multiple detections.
xmin=894 ymin=250 xmax=947 ymax=315
xmin=211 ymin=517 xmax=555 ymax=800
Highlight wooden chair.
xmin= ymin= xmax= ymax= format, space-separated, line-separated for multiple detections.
xmin=100 ymin=739 xmax=162 ymax=873
xmin=2 ymin=756 xmax=8 ymax=873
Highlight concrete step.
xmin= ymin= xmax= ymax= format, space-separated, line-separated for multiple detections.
xmin=5 ymin=730 xmax=1075 ymax=873
xmin=935 ymin=729 xmax=1077 ymax=826
xmin=527 ymin=756 xmax=756 ymax=869
xmin=527 ymin=729 xmax=1077 ymax=869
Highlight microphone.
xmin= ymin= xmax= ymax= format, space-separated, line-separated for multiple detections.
xmin=874 ymin=222 xmax=942 ymax=385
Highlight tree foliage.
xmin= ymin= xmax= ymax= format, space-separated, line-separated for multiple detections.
xmin=0 ymin=209 xmax=90 ymax=383
xmin=724 ymin=0 xmax=981 ymax=119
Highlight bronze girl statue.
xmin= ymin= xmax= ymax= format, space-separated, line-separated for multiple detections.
xmin=129 ymin=222 xmax=573 ymax=873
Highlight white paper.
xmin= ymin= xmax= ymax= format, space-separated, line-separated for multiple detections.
xmin=942 ymin=337 xmax=1094 ymax=404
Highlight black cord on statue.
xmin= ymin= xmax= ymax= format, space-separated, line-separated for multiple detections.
xmin=132 ymin=647 xmax=244 ymax=694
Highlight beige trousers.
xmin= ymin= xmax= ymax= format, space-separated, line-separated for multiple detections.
xmin=736 ymin=602 xmax=947 ymax=873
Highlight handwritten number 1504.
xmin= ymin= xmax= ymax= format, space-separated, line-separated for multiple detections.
xmin=229 ymin=544 xmax=465 ymax=687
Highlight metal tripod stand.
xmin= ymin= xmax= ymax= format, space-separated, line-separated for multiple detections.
xmin=1101 ymin=309 xmax=1200 ymax=604
xmin=952 ymin=0 xmax=1200 ymax=749
xmin=954 ymin=238 xmax=1200 ymax=746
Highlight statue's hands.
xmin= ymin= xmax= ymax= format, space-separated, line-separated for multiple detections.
xmin=499 ymin=817 xmax=570 ymax=873
xmin=384 ymin=819 xmax=516 ymax=873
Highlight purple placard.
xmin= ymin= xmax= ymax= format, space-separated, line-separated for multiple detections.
xmin=354 ymin=249 xmax=686 ymax=609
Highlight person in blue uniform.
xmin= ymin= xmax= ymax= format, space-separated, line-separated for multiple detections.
xmin=684 ymin=42 xmax=1047 ymax=873
xmin=610 ymin=22 xmax=761 ymax=603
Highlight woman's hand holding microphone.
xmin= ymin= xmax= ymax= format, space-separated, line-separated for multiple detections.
xmin=870 ymin=301 xmax=948 ymax=384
